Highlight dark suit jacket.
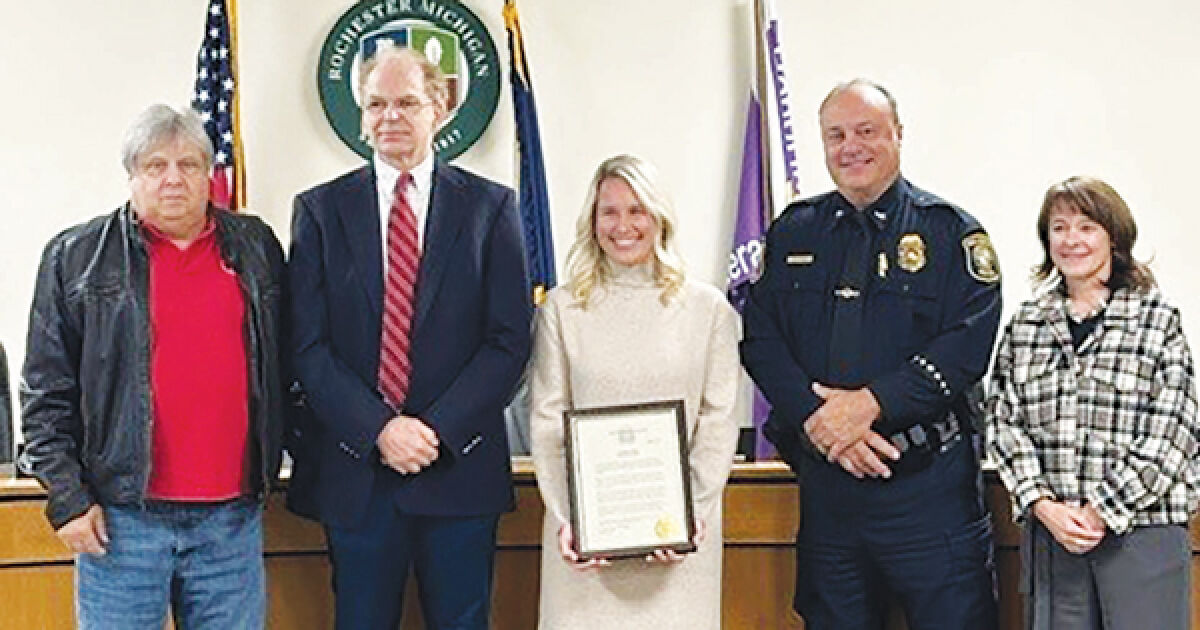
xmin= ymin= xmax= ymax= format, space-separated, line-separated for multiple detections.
xmin=286 ymin=162 xmax=532 ymax=527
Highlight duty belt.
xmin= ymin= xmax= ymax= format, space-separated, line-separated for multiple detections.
xmin=885 ymin=412 xmax=962 ymax=475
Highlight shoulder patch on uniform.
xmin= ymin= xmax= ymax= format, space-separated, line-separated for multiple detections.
xmin=962 ymin=232 xmax=1000 ymax=284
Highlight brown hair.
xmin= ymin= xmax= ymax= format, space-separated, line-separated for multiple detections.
xmin=1033 ymin=176 xmax=1154 ymax=290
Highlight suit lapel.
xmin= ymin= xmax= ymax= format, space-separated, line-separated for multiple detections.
xmin=414 ymin=163 xmax=467 ymax=333
xmin=336 ymin=165 xmax=384 ymax=320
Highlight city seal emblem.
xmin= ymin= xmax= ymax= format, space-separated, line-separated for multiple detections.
xmin=317 ymin=0 xmax=501 ymax=161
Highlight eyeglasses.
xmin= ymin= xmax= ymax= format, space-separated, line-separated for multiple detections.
xmin=364 ymin=96 xmax=432 ymax=118
xmin=138 ymin=157 xmax=207 ymax=178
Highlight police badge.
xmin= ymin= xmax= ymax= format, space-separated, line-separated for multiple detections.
xmin=961 ymin=232 xmax=1001 ymax=283
xmin=897 ymin=233 xmax=926 ymax=273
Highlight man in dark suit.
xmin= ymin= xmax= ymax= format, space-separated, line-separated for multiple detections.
xmin=288 ymin=46 xmax=532 ymax=629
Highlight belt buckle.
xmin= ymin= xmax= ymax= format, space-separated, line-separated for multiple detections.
xmin=932 ymin=413 xmax=962 ymax=453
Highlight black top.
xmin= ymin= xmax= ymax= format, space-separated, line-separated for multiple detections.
xmin=1067 ymin=310 xmax=1104 ymax=347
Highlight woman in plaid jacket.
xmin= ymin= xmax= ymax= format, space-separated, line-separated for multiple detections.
xmin=987 ymin=176 xmax=1199 ymax=630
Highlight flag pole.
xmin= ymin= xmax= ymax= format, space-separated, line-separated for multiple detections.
xmin=227 ymin=0 xmax=246 ymax=211
xmin=753 ymin=0 xmax=774 ymax=226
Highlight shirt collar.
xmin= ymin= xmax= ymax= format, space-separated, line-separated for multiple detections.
xmin=374 ymin=151 xmax=435 ymax=195
xmin=832 ymin=176 xmax=906 ymax=231
xmin=1034 ymin=274 xmax=1143 ymax=323
xmin=138 ymin=209 xmax=216 ymax=246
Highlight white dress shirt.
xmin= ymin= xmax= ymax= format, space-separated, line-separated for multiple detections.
xmin=374 ymin=152 xmax=434 ymax=268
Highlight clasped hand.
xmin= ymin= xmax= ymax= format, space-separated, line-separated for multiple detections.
xmin=1033 ymin=499 xmax=1106 ymax=554
xmin=377 ymin=415 xmax=440 ymax=474
xmin=806 ymin=383 xmax=899 ymax=479
xmin=557 ymin=518 xmax=707 ymax=571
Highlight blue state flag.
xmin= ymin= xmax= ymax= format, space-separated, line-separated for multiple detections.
xmin=502 ymin=0 xmax=555 ymax=455
xmin=503 ymin=0 xmax=555 ymax=305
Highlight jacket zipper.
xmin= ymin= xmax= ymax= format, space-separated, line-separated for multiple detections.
xmin=127 ymin=207 xmax=155 ymax=505
xmin=222 ymin=219 xmax=270 ymax=501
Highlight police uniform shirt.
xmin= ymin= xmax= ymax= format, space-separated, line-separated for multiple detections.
xmin=741 ymin=177 xmax=1002 ymax=461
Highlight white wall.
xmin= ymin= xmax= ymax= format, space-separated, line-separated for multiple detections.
xmin=2 ymin=0 xmax=1199 ymax=391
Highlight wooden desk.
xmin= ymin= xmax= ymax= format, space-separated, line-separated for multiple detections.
xmin=2 ymin=463 xmax=1197 ymax=628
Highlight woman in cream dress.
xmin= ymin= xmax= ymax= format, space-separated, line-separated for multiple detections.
xmin=530 ymin=155 xmax=741 ymax=629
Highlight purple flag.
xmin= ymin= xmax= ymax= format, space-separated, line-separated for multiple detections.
xmin=728 ymin=98 xmax=766 ymax=311
xmin=727 ymin=97 xmax=775 ymax=460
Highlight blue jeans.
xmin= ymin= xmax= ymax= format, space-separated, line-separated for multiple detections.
xmin=76 ymin=499 xmax=265 ymax=630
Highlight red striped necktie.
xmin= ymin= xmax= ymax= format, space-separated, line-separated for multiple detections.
xmin=378 ymin=173 xmax=419 ymax=410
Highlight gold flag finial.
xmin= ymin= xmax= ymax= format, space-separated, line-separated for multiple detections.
xmin=502 ymin=1 xmax=528 ymax=85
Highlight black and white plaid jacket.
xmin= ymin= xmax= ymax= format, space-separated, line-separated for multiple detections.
xmin=986 ymin=280 xmax=1199 ymax=534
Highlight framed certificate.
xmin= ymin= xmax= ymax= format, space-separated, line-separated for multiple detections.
xmin=564 ymin=400 xmax=696 ymax=560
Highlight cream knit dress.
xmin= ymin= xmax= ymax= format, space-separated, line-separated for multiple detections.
xmin=530 ymin=263 xmax=741 ymax=630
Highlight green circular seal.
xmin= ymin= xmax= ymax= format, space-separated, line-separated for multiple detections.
xmin=317 ymin=0 xmax=501 ymax=161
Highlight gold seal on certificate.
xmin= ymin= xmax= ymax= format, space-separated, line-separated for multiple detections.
xmin=564 ymin=400 xmax=696 ymax=560
xmin=653 ymin=515 xmax=679 ymax=540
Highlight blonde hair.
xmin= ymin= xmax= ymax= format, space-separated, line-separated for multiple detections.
xmin=565 ymin=154 xmax=686 ymax=307
xmin=357 ymin=46 xmax=449 ymax=115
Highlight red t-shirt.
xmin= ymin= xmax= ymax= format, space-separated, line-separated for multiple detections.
xmin=144 ymin=221 xmax=249 ymax=500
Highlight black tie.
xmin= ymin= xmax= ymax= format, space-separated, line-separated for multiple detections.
xmin=828 ymin=211 xmax=872 ymax=385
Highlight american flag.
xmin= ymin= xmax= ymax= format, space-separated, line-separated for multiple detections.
xmin=192 ymin=0 xmax=244 ymax=210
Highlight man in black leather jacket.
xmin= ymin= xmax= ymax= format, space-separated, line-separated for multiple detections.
xmin=19 ymin=104 xmax=286 ymax=629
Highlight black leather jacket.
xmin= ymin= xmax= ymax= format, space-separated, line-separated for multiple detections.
xmin=20 ymin=204 xmax=287 ymax=528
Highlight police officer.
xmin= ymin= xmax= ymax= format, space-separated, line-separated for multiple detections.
xmin=741 ymin=79 xmax=1002 ymax=630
